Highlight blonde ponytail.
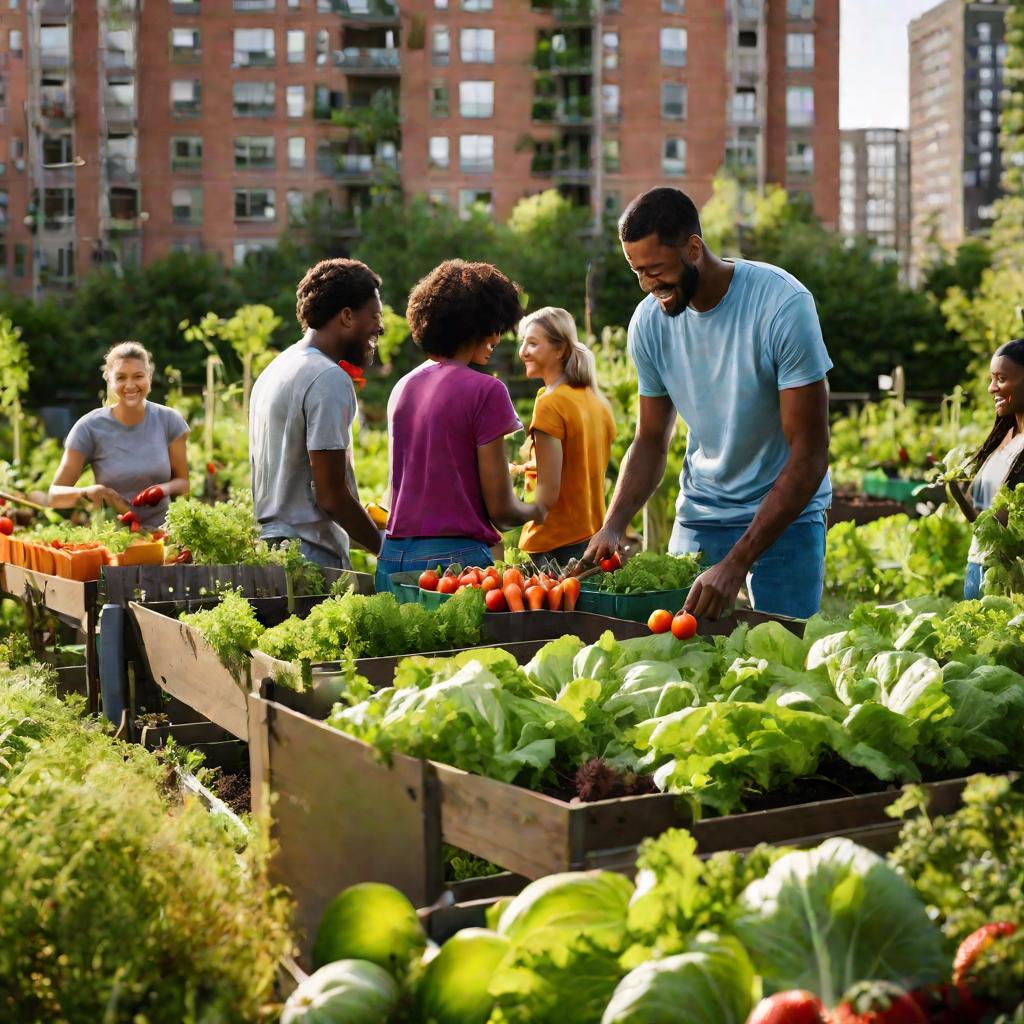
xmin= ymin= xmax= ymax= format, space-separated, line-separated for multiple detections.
xmin=518 ymin=306 xmax=598 ymax=390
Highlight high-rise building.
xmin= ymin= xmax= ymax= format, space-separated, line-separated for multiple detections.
xmin=839 ymin=128 xmax=911 ymax=281
xmin=0 ymin=0 xmax=839 ymax=299
xmin=908 ymin=0 xmax=1006 ymax=277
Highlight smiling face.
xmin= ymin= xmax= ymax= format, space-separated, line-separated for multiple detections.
xmin=470 ymin=331 xmax=501 ymax=366
xmin=518 ymin=326 xmax=564 ymax=381
xmin=989 ymin=353 xmax=1024 ymax=419
xmin=621 ymin=233 xmax=702 ymax=317
xmin=339 ymin=290 xmax=384 ymax=368
xmin=108 ymin=358 xmax=152 ymax=407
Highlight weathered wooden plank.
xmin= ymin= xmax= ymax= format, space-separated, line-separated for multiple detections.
xmin=2 ymin=565 xmax=95 ymax=629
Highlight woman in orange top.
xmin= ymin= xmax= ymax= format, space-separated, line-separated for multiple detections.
xmin=517 ymin=307 xmax=616 ymax=569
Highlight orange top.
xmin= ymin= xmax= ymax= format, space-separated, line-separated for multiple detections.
xmin=519 ymin=384 xmax=616 ymax=554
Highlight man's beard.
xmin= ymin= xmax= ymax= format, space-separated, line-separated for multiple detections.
xmin=660 ymin=261 xmax=701 ymax=318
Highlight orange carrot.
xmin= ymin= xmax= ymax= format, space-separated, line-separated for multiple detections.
xmin=562 ymin=577 xmax=581 ymax=612
xmin=504 ymin=583 xmax=525 ymax=612
xmin=525 ymin=585 xmax=546 ymax=611
xmin=503 ymin=567 xmax=524 ymax=591
xmin=480 ymin=575 xmax=500 ymax=593
xmin=546 ymin=583 xmax=564 ymax=611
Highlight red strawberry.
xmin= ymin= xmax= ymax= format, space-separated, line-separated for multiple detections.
xmin=831 ymin=981 xmax=928 ymax=1024
xmin=952 ymin=922 xmax=1017 ymax=986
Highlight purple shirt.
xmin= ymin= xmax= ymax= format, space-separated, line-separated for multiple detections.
xmin=387 ymin=361 xmax=522 ymax=545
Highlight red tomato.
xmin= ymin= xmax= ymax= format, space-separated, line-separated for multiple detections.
xmin=599 ymin=552 xmax=622 ymax=573
xmin=0 ymin=516 xmax=13 ymax=536
xmin=437 ymin=576 xmax=459 ymax=594
xmin=484 ymin=588 xmax=507 ymax=613
xmin=419 ymin=569 xmax=439 ymax=591
xmin=748 ymin=992 xmax=827 ymax=1024
xmin=647 ymin=609 xmax=673 ymax=634
xmin=671 ymin=611 xmax=698 ymax=640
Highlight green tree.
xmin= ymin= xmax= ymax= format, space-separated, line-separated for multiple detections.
xmin=0 ymin=316 xmax=29 ymax=464
xmin=922 ymin=239 xmax=992 ymax=304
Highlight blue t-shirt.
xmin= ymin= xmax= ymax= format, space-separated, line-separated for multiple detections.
xmin=627 ymin=259 xmax=832 ymax=527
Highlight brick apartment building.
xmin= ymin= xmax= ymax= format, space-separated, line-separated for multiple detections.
xmin=0 ymin=0 xmax=838 ymax=299
xmin=908 ymin=0 xmax=1006 ymax=278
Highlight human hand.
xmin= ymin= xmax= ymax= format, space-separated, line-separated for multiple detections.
xmin=132 ymin=485 xmax=166 ymax=507
xmin=577 ymin=526 xmax=624 ymax=574
xmin=82 ymin=484 xmax=130 ymax=514
xmin=683 ymin=556 xmax=749 ymax=621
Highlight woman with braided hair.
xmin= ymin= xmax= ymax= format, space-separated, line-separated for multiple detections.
xmin=949 ymin=339 xmax=1024 ymax=599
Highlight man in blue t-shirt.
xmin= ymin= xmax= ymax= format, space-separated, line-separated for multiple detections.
xmin=584 ymin=187 xmax=832 ymax=619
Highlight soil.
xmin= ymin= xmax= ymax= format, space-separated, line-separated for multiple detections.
xmin=213 ymin=765 xmax=251 ymax=817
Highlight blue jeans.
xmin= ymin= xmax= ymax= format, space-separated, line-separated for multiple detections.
xmin=964 ymin=561 xmax=984 ymax=600
xmin=670 ymin=512 xmax=827 ymax=619
xmin=375 ymin=536 xmax=494 ymax=593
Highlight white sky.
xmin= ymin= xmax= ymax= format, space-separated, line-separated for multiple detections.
xmin=840 ymin=0 xmax=945 ymax=129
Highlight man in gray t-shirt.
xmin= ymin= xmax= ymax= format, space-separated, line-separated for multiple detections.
xmin=249 ymin=258 xmax=386 ymax=569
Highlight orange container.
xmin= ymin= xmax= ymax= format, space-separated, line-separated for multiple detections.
xmin=52 ymin=545 xmax=105 ymax=582
xmin=7 ymin=537 xmax=26 ymax=567
xmin=0 ymin=533 xmax=10 ymax=563
xmin=29 ymin=543 xmax=56 ymax=577
xmin=113 ymin=540 xmax=164 ymax=567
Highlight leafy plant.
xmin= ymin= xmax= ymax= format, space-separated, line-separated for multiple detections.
xmin=591 ymin=552 xmax=702 ymax=594
xmin=179 ymin=587 xmax=266 ymax=677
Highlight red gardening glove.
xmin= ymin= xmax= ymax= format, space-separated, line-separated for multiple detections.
xmin=131 ymin=485 xmax=165 ymax=507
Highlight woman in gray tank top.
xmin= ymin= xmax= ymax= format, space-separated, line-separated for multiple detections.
xmin=48 ymin=341 xmax=190 ymax=530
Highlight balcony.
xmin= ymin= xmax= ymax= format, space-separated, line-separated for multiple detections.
xmin=40 ymin=49 xmax=71 ymax=72
xmin=321 ymin=0 xmax=401 ymax=24
xmin=530 ymin=0 xmax=595 ymax=22
xmin=736 ymin=0 xmax=764 ymax=22
xmin=556 ymin=97 xmax=592 ymax=124
xmin=105 ymin=157 xmax=138 ymax=181
xmin=333 ymin=47 xmax=400 ymax=74
xmin=554 ymin=154 xmax=591 ymax=180
xmin=40 ymin=98 xmax=73 ymax=122
xmin=735 ymin=48 xmax=761 ymax=81
xmin=531 ymin=47 xmax=593 ymax=73
xmin=317 ymin=151 xmax=398 ymax=181
xmin=105 ymin=100 xmax=137 ymax=126
xmin=40 ymin=0 xmax=71 ymax=16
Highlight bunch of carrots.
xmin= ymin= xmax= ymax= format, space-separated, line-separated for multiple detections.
xmin=418 ymin=564 xmax=582 ymax=613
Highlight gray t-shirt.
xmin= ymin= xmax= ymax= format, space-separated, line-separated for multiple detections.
xmin=64 ymin=403 xmax=189 ymax=528
xmin=248 ymin=340 xmax=359 ymax=563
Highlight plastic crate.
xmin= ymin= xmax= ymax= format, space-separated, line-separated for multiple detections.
xmin=861 ymin=470 xmax=927 ymax=503
xmin=390 ymin=571 xmax=453 ymax=608
xmin=575 ymin=583 xmax=692 ymax=623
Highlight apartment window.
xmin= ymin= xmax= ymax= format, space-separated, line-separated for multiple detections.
xmin=235 ymin=188 xmax=276 ymax=221
xmin=42 ymin=134 xmax=72 ymax=165
xmin=603 ymin=30 xmax=618 ymax=71
xmin=432 ymin=27 xmax=450 ymax=66
xmin=109 ymin=186 xmax=139 ymax=220
xmin=977 ymin=21 xmax=992 ymax=42
xmin=13 ymin=243 xmax=25 ymax=278
xmin=603 ymin=138 xmax=620 ymax=173
xmin=602 ymin=84 xmax=620 ymax=119
xmin=461 ymin=0 xmax=492 ymax=8
xmin=459 ymin=134 xmax=493 ymax=173
xmin=786 ymin=85 xmax=813 ymax=126
xmin=431 ymin=82 xmax=449 ymax=116
xmin=787 ymin=0 xmax=813 ymax=18
xmin=660 ymin=27 xmax=687 ymax=67
xmin=170 ymin=136 xmax=203 ymax=171
xmin=460 ymin=28 xmax=494 ymax=63
xmin=172 ymin=0 xmax=201 ymax=11
xmin=287 ymin=189 xmax=305 ymax=221
xmin=786 ymin=32 xmax=813 ymax=70
xmin=435 ymin=0 xmax=448 ymax=7
xmin=235 ymin=135 xmax=275 ymax=169
xmin=287 ymin=29 xmax=305 ymax=63
xmin=235 ymin=0 xmax=275 ymax=9
xmin=234 ymin=28 xmax=275 ymax=66
xmin=428 ymin=135 xmax=450 ymax=169
xmin=171 ymin=79 xmax=201 ymax=117
xmin=732 ymin=87 xmax=756 ymax=122
xmin=662 ymin=137 xmax=686 ymax=176
xmin=786 ymin=139 xmax=813 ymax=175
xmin=661 ymin=82 xmax=686 ymax=119
xmin=172 ymin=187 xmax=203 ymax=223
xmin=107 ymin=29 xmax=135 ymax=68
xmin=459 ymin=80 xmax=493 ymax=118
xmin=107 ymin=134 xmax=137 ymax=175
xmin=288 ymin=0 xmax=299 ymax=8
xmin=9 ymin=30 xmax=22 ymax=56
xmin=662 ymin=0 xmax=684 ymax=10
xmin=286 ymin=84 xmax=305 ymax=117
xmin=458 ymin=188 xmax=492 ymax=217
xmin=288 ymin=136 xmax=306 ymax=169
xmin=43 ymin=187 xmax=75 ymax=227
xmin=40 ymin=26 xmax=70 ymax=64
xmin=234 ymin=81 xmax=275 ymax=116
xmin=170 ymin=28 xmax=201 ymax=62
xmin=234 ymin=240 xmax=275 ymax=264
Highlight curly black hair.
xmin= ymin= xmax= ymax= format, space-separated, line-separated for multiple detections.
xmin=296 ymin=258 xmax=382 ymax=330
xmin=405 ymin=259 xmax=523 ymax=357
xmin=618 ymin=187 xmax=702 ymax=247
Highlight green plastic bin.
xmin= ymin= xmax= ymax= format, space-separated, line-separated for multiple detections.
xmin=390 ymin=571 xmax=454 ymax=608
xmin=861 ymin=470 xmax=927 ymax=502
xmin=575 ymin=584 xmax=692 ymax=623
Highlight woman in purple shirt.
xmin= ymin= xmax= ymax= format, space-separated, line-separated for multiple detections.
xmin=377 ymin=259 xmax=547 ymax=591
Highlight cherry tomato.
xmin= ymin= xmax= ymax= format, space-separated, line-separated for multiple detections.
xmin=671 ymin=611 xmax=698 ymax=640
xmin=484 ymin=588 xmax=507 ymax=613
xmin=0 ymin=516 xmax=13 ymax=536
xmin=600 ymin=553 xmax=622 ymax=573
xmin=647 ymin=609 xmax=673 ymax=634
xmin=437 ymin=576 xmax=459 ymax=595
xmin=419 ymin=569 xmax=439 ymax=591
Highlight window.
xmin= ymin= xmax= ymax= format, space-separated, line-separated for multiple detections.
xmin=662 ymin=137 xmax=686 ymax=176
xmin=9 ymin=30 xmax=22 ymax=56
xmin=732 ymin=87 xmax=756 ymax=122
xmin=286 ymin=84 xmax=305 ymax=117
xmin=432 ymin=27 xmax=450 ymax=66
xmin=171 ymin=79 xmax=201 ymax=117
xmin=660 ymin=27 xmax=687 ymax=67
xmin=235 ymin=135 xmax=275 ymax=169
xmin=235 ymin=188 xmax=276 ymax=221
xmin=40 ymin=26 xmax=69 ymax=64
xmin=786 ymin=85 xmax=813 ymax=126
xmin=234 ymin=28 xmax=275 ymax=66
xmin=429 ymin=135 xmax=450 ymax=169
xmin=287 ymin=189 xmax=305 ymax=221
xmin=109 ymin=186 xmax=139 ymax=220
xmin=107 ymin=29 xmax=135 ymax=68
xmin=786 ymin=139 xmax=813 ymax=174
xmin=461 ymin=0 xmax=492 ymax=8
xmin=787 ymin=0 xmax=813 ymax=18
xmin=13 ymin=243 xmax=25 ymax=278
xmin=288 ymin=0 xmax=299 ymax=8
xmin=43 ymin=187 xmax=75 ymax=227
xmin=0 ymin=193 xmax=7 ymax=228
xmin=435 ymin=0 xmax=448 ymax=6
xmin=602 ymin=83 xmax=620 ymax=119
xmin=603 ymin=138 xmax=620 ymax=173
xmin=603 ymin=30 xmax=618 ymax=71
xmin=170 ymin=28 xmax=200 ymax=62
xmin=233 ymin=240 xmax=276 ymax=264
xmin=288 ymin=136 xmax=306 ymax=169
xmin=172 ymin=0 xmax=200 ymax=10
xmin=170 ymin=135 xmax=202 ymax=171
xmin=459 ymin=80 xmax=493 ymax=117
xmin=235 ymin=0 xmax=274 ymax=9
xmin=287 ymin=29 xmax=305 ymax=63
xmin=662 ymin=0 xmax=684 ymax=10
xmin=172 ymin=187 xmax=203 ymax=223
xmin=460 ymin=28 xmax=494 ymax=63
xmin=458 ymin=188 xmax=492 ymax=217
xmin=234 ymin=81 xmax=275 ymax=116
xmin=107 ymin=134 xmax=137 ymax=175
xmin=661 ymin=82 xmax=686 ymax=119
xmin=42 ymin=134 xmax=72 ymax=165
xmin=459 ymin=134 xmax=493 ymax=172
xmin=786 ymin=32 xmax=813 ymax=69
xmin=431 ymin=82 xmax=449 ymax=116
